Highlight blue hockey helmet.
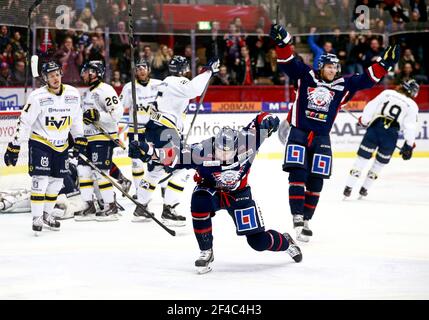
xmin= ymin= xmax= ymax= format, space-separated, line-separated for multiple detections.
xmin=136 ymin=58 xmax=150 ymax=71
xmin=80 ymin=60 xmax=105 ymax=79
xmin=318 ymin=53 xmax=341 ymax=75
xmin=41 ymin=61 xmax=62 ymax=81
xmin=401 ymin=79 xmax=420 ymax=98
xmin=214 ymin=127 xmax=239 ymax=161
xmin=168 ymin=55 xmax=190 ymax=76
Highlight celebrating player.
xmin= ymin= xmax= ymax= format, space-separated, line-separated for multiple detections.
xmin=343 ymin=79 xmax=419 ymax=198
xmin=132 ymin=112 xmax=302 ymax=274
xmin=129 ymin=55 xmax=219 ymax=226
xmin=269 ymin=24 xmax=400 ymax=242
xmin=3 ymin=61 xmax=87 ymax=234
xmin=75 ymin=60 xmax=124 ymax=221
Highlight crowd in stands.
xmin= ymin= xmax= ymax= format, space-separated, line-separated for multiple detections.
xmin=0 ymin=0 xmax=428 ymax=87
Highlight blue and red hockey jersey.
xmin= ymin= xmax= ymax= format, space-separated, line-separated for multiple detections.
xmin=276 ymin=45 xmax=388 ymax=135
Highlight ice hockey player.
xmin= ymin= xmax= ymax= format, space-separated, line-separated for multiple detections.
xmin=343 ymin=79 xmax=419 ymax=198
xmin=129 ymin=55 xmax=220 ymax=227
xmin=76 ymin=60 xmax=124 ymax=221
xmin=3 ymin=61 xmax=87 ymax=234
xmin=269 ymin=24 xmax=400 ymax=242
xmin=132 ymin=112 xmax=302 ymax=274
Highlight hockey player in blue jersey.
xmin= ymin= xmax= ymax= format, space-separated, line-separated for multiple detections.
xmin=130 ymin=112 xmax=303 ymax=274
xmin=269 ymin=24 xmax=400 ymax=242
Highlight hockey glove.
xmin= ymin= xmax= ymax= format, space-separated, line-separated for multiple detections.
xmin=270 ymin=24 xmax=292 ymax=48
xmin=378 ymin=45 xmax=400 ymax=71
xmin=83 ymin=108 xmax=100 ymax=125
xmin=73 ymin=137 xmax=88 ymax=158
xmin=399 ymin=142 xmax=414 ymax=160
xmin=129 ymin=140 xmax=153 ymax=163
xmin=4 ymin=142 xmax=20 ymax=167
xmin=256 ymin=112 xmax=280 ymax=137
xmin=206 ymin=57 xmax=220 ymax=74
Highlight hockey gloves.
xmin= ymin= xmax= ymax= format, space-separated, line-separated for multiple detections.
xmin=256 ymin=112 xmax=280 ymax=137
xmin=73 ymin=137 xmax=88 ymax=158
xmin=270 ymin=24 xmax=292 ymax=48
xmin=129 ymin=140 xmax=153 ymax=162
xmin=83 ymin=108 xmax=100 ymax=125
xmin=378 ymin=45 xmax=400 ymax=71
xmin=4 ymin=142 xmax=20 ymax=167
xmin=206 ymin=57 xmax=220 ymax=74
xmin=399 ymin=142 xmax=414 ymax=160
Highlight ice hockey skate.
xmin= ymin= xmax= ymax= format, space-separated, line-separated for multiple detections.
xmin=132 ymin=203 xmax=154 ymax=222
xmin=195 ymin=248 xmax=214 ymax=274
xmin=297 ymin=220 xmax=312 ymax=242
xmin=283 ymin=233 xmax=303 ymax=262
xmin=358 ymin=187 xmax=368 ymax=199
xmin=96 ymin=202 xmax=119 ymax=222
xmin=292 ymin=214 xmax=304 ymax=239
xmin=343 ymin=186 xmax=352 ymax=199
xmin=32 ymin=216 xmax=43 ymax=236
xmin=42 ymin=212 xmax=60 ymax=231
xmin=74 ymin=200 xmax=97 ymax=221
xmin=118 ymin=177 xmax=132 ymax=197
xmin=161 ymin=204 xmax=186 ymax=227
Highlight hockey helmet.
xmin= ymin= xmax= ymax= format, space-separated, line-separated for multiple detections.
xmin=318 ymin=53 xmax=341 ymax=75
xmin=136 ymin=58 xmax=150 ymax=71
xmin=41 ymin=61 xmax=62 ymax=81
xmin=80 ymin=60 xmax=105 ymax=79
xmin=214 ymin=127 xmax=239 ymax=161
xmin=401 ymin=79 xmax=420 ymax=98
xmin=168 ymin=55 xmax=190 ymax=76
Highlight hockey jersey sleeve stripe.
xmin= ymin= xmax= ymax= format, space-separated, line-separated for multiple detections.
xmin=276 ymin=45 xmax=294 ymax=63
xmin=367 ymin=63 xmax=387 ymax=83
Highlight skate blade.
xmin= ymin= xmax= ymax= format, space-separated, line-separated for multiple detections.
xmin=43 ymin=225 xmax=60 ymax=231
xmin=33 ymin=231 xmax=42 ymax=237
xmin=358 ymin=196 xmax=365 ymax=200
xmin=196 ymin=266 xmax=212 ymax=274
xmin=74 ymin=216 xmax=96 ymax=222
xmin=162 ymin=219 xmax=186 ymax=228
xmin=131 ymin=216 xmax=153 ymax=223
xmin=96 ymin=216 xmax=119 ymax=222
xmin=297 ymin=234 xmax=310 ymax=242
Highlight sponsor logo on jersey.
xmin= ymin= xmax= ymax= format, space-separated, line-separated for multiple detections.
xmin=305 ymin=110 xmax=328 ymax=122
xmin=286 ymin=145 xmax=305 ymax=164
xmin=64 ymin=95 xmax=78 ymax=104
xmin=203 ymin=160 xmax=221 ymax=167
xmin=307 ymin=87 xmax=335 ymax=112
xmin=45 ymin=116 xmax=72 ymax=131
xmin=48 ymin=108 xmax=71 ymax=113
xmin=311 ymin=154 xmax=331 ymax=176
xmin=39 ymin=97 xmax=54 ymax=106
xmin=40 ymin=156 xmax=49 ymax=167
xmin=234 ymin=207 xmax=258 ymax=232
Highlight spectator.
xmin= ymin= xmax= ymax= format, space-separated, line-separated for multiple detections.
xmin=167 ymin=47 xmax=174 ymax=58
xmin=38 ymin=15 xmax=55 ymax=54
xmin=308 ymin=0 xmax=336 ymax=30
xmin=141 ymin=45 xmax=154 ymax=66
xmin=247 ymin=27 xmax=270 ymax=78
xmin=107 ymin=3 xmax=124 ymax=32
xmin=224 ymin=23 xmax=246 ymax=70
xmin=385 ymin=0 xmax=411 ymax=23
xmin=234 ymin=46 xmax=256 ymax=85
xmin=265 ymin=49 xmax=285 ymax=85
xmin=79 ymin=7 xmax=98 ymax=31
xmin=135 ymin=0 xmax=158 ymax=32
xmin=344 ymin=32 xmax=367 ymax=75
xmin=85 ymin=35 xmax=105 ymax=62
xmin=111 ymin=70 xmax=123 ymax=90
xmin=10 ymin=31 xmax=25 ymax=62
xmin=54 ymin=36 xmax=84 ymax=85
xmin=211 ymin=65 xmax=235 ymax=85
xmin=184 ymin=44 xmax=199 ymax=70
xmin=1 ymin=43 xmax=14 ymax=66
xmin=232 ymin=17 xmax=246 ymax=34
xmin=0 ymin=25 xmax=10 ymax=53
xmin=10 ymin=60 xmax=28 ymax=85
xmin=204 ymin=21 xmax=225 ymax=64
xmin=363 ymin=37 xmax=383 ymax=68
xmin=75 ymin=0 xmax=96 ymax=17
xmin=111 ymin=21 xmax=129 ymax=59
xmin=399 ymin=47 xmax=416 ymax=69
xmin=119 ymin=47 xmax=131 ymax=82
xmin=395 ymin=62 xmax=414 ymax=83
xmin=0 ymin=62 xmax=11 ymax=86
xmin=308 ymin=27 xmax=336 ymax=70
xmin=151 ymin=44 xmax=171 ymax=80
xmin=409 ymin=0 xmax=428 ymax=22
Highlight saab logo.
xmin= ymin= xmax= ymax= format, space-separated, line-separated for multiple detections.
xmin=45 ymin=116 xmax=72 ymax=130
xmin=92 ymin=152 xmax=98 ymax=163
xmin=64 ymin=95 xmax=78 ymax=104
xmin=307 ymin=87 xmax=335 ymax=112
xmin=39 ymin=97 xmax=54 ymax=106
xmin=40 ymin=156 xmax=49 ymax=167
xmin=312 ymin=154 xmax=331 ymax=176
xmin=286 ymin=145 xmax=305 ymax=164
xmin=0 ymin=94 xmax=19 ymax=110
xmin=234 ymin=207 xmax=258 ymax=232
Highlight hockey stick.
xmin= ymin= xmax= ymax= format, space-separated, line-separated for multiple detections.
xmin=91 ymin=123 xmax=126 ymax=150
xmin=183 ymin=80 xmax=210 ymax=146
xmin=78 ymin=153 xmax=176 ymax=236
xmin=127 ymin=0 xmax=139 ymax=142
xmin=24 ymin=0 xmax=43 ymax=101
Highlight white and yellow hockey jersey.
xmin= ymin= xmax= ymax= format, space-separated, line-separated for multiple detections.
xmin=153 ymin=70 xmax=212 ymax=132
xmin=120 ymin=78 xmax=162 ymax=133
xmin=13 ymin=84 xmax=83 ymax=152
xmin=361 ymin=89 xmax=419 ymax=146
xmin=81 ymin=81 xmax=123 ymax=141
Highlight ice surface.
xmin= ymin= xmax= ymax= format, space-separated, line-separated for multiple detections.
xmin=1 ymin=158 xmax=429 ymax=299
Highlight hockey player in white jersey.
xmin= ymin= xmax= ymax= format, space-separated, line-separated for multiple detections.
xmin=120 ymin=59 xmax=162 ymax=196
xmin=3 ymin=61 xmax=87 ymax=234
xmin=129 ymin=55 xmax=220 ymax=226
xmin=76 ymin=60 xmax=124 ymax=221
xmin=343 ymin=79 xmax=419 ymax=198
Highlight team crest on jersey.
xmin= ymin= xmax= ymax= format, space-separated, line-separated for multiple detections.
xmin=212 ymin=167 xmax=244 ymax=190
xmin=45 ymin=116 xmax=72 ymax=131
xmin=92 ymin=152 xmax=98 ymax=163
xmin=40 ymin=156 xmax=49 ymax=167
xmin=307 ymin=87 xmax=335 ymax=112
xmin=311 ymin=154 xmax=331 ymax=176
xmin=234 ymin=207 xmax=258 ymax=232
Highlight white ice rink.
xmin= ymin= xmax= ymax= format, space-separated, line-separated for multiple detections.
xmin=1 ymin=157 xmax=429 ymax=300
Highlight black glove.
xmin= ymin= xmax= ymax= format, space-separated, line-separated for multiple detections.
xmin=257 ymin=113 xmax=280 ymax=137
xmin=129 ymin=140 xmax=153 ymax=162
xmin=206 ymin=56 xmax=220 ymax=74
xmin=269 ymin=24 xmax=292 ymax=48
xmin=4 ymin=142 xmax=20 ymax=167
xmin=73 ymin=137 xmax=88 ymax=158
xmin=399 ymin=142 xmax=414 ymax=160
xmin=83 ymin=108 xmax=100 ymax=125
xmin=378 ymin=45 xmax=400 ymax=71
